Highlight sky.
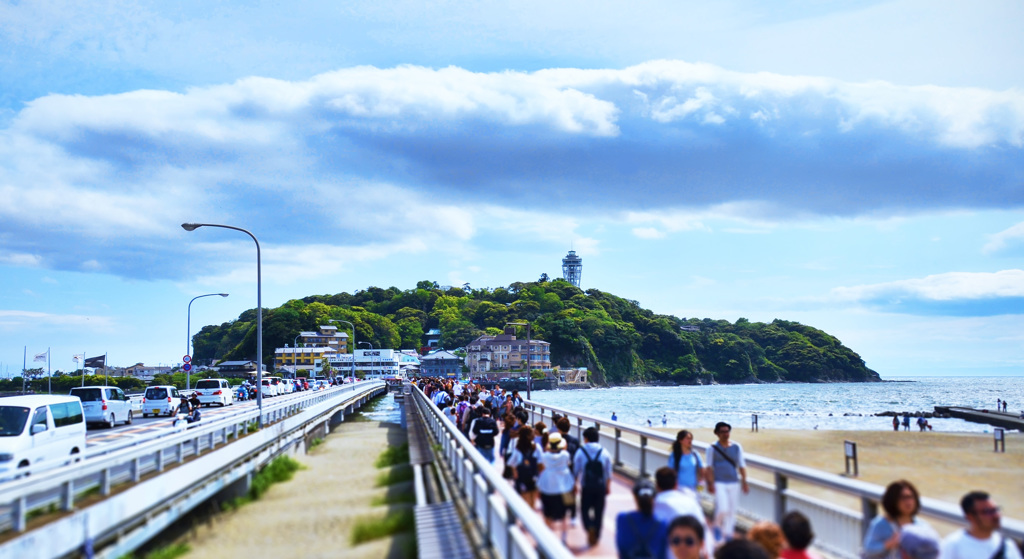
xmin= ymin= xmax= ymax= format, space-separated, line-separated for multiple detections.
xmin=1 ymin=0 xmax=1023 ymax=378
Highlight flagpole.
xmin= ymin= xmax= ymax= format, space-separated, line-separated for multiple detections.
xmin=82 ymin=351 xmax=86 ymax=387
xmin=22 ymin=346 xmax=26 ymax=394
xmin=104 ymin=353 xmax=108 ymax=386
xmin=47 ymin=347 xmax=51 ymax=395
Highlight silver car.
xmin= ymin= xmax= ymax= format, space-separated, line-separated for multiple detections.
xmin=142 ymin=385 xmax=184 ymax=417
xmin=69 ymin=386 xmax=133 ymax=429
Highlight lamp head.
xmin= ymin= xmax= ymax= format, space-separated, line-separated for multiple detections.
xmin=218 ymin=293 xmax=229 ymax=297
xmin=181 ymin=223 xmax=201 ymax=231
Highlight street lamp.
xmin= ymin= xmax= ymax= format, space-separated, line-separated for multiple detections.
xmin=187 ymin=293 xmax=228 ymax=390
xmin=505 ymin=321 xmax=533 ymax=400
xmin=328 ymin=319 xmax=356 ymax=381
xmin=293 ymin=334 xmax=301 ymax=377
xmin=182 ymin=222 xmax=264 ymax=428
xmin=358 ymin=341 xmax=373 ymax=379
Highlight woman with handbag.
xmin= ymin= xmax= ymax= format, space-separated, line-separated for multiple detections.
xmin=537 ymin=431 xmax=575 ymax=543
xmin=862 ymin=480 xmax=936 ymax=559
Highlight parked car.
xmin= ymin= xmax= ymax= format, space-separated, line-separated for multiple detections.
xmin=193 ymin=378 xmax=234 ymax=407
xmin=0 ymin=395 xmax=87 ymax=480
xmin=141 ymin=385 xmax=184 ymax=417
xmin=69 ymin=386 xmax=134 ymax=428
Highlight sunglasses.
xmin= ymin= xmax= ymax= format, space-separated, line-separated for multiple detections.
xmin=669 ymin=535 xmax=698 ymax=547
xmin=974 ymin=506 xmax=1001 ymax=516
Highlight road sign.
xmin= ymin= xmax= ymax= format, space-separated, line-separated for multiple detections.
xmin=183 ymin=355 xmax=191 ymax=363
xmin=182 ymin=363 xmax=192 ymax=372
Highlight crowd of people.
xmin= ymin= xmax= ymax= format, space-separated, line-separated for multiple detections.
xmin=412 ymin=378 xmax=1022 ymax=559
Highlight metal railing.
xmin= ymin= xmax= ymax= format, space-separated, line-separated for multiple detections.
xmin=524 ymin=400 xmax=1024 ymax=559
xmin=410 ymin=385 xmax=574 ymax=559
xmin=0 ymin=381 xmax=386 ymax=538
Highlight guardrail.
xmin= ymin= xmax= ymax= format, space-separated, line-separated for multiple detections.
xmin=524 ymin=400 xmax=1024 ymax=559
xmin=0 ymin=381 xmax=386 ymax=540
xmin=410 ymin=385 xmax=574 ymax=559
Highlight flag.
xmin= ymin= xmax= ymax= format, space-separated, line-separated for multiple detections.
xmin=34 ymin=351 xmax=47 ymax=362
xmin=84 ymin=355 xmax=105 ymax=368
xmin=73 ymin=354 xmax=84 ymax=362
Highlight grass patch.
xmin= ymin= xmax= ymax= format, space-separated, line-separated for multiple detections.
xmin=246 ymin=420 xmax=259 ymax=434
xmin=26 ymin=503 xmax=58 ymax=521
xmin=375 ymin=464 xmax=414 ymax=487
xmin=375 ymin=443 xmax=409 ymax=468
xmin=308 ymin=437 xmax=324 ymax=450
xmin=142 ymin=543 xmax=190 ymax=559
xmin=221 ymin=455 xmax=303 ymax=511
xmin=350 ymin=507 xmax=414 ymax=545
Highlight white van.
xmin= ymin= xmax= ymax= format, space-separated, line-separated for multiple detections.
xmin=0 ymin=395 xmax=87 ymax=479
xmin=193 ymin=379 xmax=234 ymax=407
xmin=70 ymin=386 xmax=134 ymax=428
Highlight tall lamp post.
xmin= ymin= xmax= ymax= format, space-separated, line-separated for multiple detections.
xmin=187 ymin=293 xmax=229 ymax=390
xmin=328 ymin=319 xmax=356 ymax=380
xmin=358 ymin=341 xmax=374 ymax=378
xmin=505 ymin=321 xmax=533 ymax=400
xmin=182 ymin=222 xmax=264 ymax=428
xmin=293 ymin=334 xmax=301 ymax=377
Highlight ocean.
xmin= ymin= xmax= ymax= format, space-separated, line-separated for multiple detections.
xmin=527 ymin=377 xmax=1024 ymax=432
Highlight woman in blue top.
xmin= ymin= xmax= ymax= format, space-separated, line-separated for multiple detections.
xmin=616 ymin=478 xmax=668 ymax=559
xmin=667 ymin=430 xmax=705 ymax=493
xmin=863 ymin=480 xmax=934 ymax=559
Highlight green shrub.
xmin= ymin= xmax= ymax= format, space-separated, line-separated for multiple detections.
xmin=350 ymin=508 xmax=414 ymax=544
xmin=374 ymin=443 xmax=409 ymax=468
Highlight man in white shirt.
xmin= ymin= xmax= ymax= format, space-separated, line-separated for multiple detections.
xmin=653 ymin=466 xmax=715 ymax=559
xmin=941 ymin=490 xmax=1022 ymax=559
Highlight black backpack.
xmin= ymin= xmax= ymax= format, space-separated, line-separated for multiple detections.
xmin=516 ymin=444 xmax=539 ymax=480
xmin=580 ymin=447 xmax=605 ymax=490
xmin=473 ymin=416 xmax=498 ymax=448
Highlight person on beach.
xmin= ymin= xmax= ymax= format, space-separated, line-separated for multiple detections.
xmin=667 ymin=515 xmax=706 ymax=559
xmin=653 ymin=467 xmax=715 ymax=559
xmin=941 ymin=491 xmax=1023 ymax=559
xmin=575 ymin=426 xmax=612 ymax=547
xmin=668 ymin=429 xmax=705 ymax=493
xmin=862 ymin=480 xmax=936 ymax=559
xmin=662 ymin=414 xmax=668 ymax=427
xmin=612 ymin=411 xmax=618 ymax=421
xmin=506 ymin=426 xmax=541 ymax=507
xmin=779 ymin=511 xmax=822 ymax=559
xmin=892 ymin=416 xmax=899 ymax=432
xmin=616 ymin=478 xmax=668 ymax=559
xmin=537 ymin=432 xmax=575 ymax=543
xmin=902 ymin=413 xmax=911 ymax=431
xmin=706 ymin=421 xmax=748 ymax=542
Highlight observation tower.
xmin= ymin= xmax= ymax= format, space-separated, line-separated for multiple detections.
xmin=561 ymin=250 xmax=582 ymax=288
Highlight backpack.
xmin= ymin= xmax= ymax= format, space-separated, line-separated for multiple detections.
xmin=516 ymin=445 xmax=539 ymax=481
xmin=580 ymin=447 xmax=605 ymax=491
xmin=473 ymin=417 xmax=498 ymax=448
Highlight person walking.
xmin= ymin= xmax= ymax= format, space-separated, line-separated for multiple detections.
xmin=554 ymin=416 xmax=581 ymax=527
xmin=574 ymin=426 xmax=612 ymax=547
xmin=653 ymin=467 xmax=715 ymax=559
xmin=862 ymin=480 xmax=936 ymax=559
xmin=941 ymin=491 xmax=1023 ymax=559
xmin=615 ymin=478 xmax=668 ymax=559
xmin=667 ymin=515 xmax=706 ymax=559
xmin=471 ymin=407 xmax=499 ymax=463
xmin=537 ymin=432 xmax=575 ymax=544
xmin=705 ymin=421 xmax=748 ymax=542
xmin=902 ymin=413 xmax=911 ymax=431
xmin=892 ymin=415 xmax=899 ymax=432
xmin=506 ymin=426 xmax=541 ymax=508
xmin=779 ymin=511 xmax=823 ymax=559
xmin=667 ymin=429 xmax=705 ymax=493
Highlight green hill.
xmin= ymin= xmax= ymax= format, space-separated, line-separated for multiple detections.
xmin=192 ymin=279 xmax=881 ymax=385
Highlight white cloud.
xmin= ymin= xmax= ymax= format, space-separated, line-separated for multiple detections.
xmin=631 ymin=227 xmax=665 ymax=239
xmin=832 ymin=270 xmax=1024 ymax=302
xmin=984 ymin=221 xmax=1024 ymax=254
xmin=0 ymin=310 xmax=113 ymax=330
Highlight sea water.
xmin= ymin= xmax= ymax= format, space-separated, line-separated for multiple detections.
xmin=527 ymin=377 xmax=1024 ymax=432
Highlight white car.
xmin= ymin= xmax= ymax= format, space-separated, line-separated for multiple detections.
xmin=0 ymin=395 xmax=86 ymax=480
xmin=267 ymin=376 xmax=289 ymax=395
xmin=69 ymin=386 xmax=134 ymax=428
xmin=260 ymin=379 xmax=276 ymax=398
xmin=193 ymin=378 xmax=234 ymax=407
xmin=142 ymin=385 xmax=184 ymax=417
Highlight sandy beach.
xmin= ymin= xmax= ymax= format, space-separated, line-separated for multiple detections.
xmin=655 ymin=426 xmax=1024 ymax=528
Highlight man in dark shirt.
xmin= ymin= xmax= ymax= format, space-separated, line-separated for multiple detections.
xmin=472 ymin=407 xmax=498 ymax=463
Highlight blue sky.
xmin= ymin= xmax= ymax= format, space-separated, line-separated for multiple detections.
xmin=2 ymin=0 xmax=1023 ymax=378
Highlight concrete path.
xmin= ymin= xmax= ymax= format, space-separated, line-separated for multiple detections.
xmin=181 ymin=418 xmax=413 ymax=559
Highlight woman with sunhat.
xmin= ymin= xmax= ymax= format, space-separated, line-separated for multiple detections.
xmin=537 ymin=431 xmax=575 ymax=543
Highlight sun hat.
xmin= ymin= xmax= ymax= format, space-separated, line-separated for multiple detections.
xmin=547 ymin=432 xmax=567 ymax=451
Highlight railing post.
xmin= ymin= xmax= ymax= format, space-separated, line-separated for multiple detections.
xmin=774 ymin=472 xmax=788 ymax=522
xmin=132 ymin=456 xmax=141 ymax=482
xmin=614 ymin=428 xmax=623 ymax=466
xmin=640 ymin=435 xmax=648 ymax=477
xmin=100 ymin=467 xmax=111 ymax=496
xmin=157 ymin=448 xmax=165 ymax=472
xmin=13 ymin=496 xmax=26 ymax=532
xmin=861 ymin=497 xmax=878 ymax=539
xmin=61 ymin=480 xmax=74 ymax=511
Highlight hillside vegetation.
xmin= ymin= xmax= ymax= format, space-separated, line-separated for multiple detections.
xmin=193 ymin=279 xmax=880 ymax=385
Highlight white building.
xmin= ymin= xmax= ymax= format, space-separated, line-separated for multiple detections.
xmin=328 ymin=349 xmax=418 ymax=379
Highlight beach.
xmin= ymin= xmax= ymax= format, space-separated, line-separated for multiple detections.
xmin=656 ymin=426 xmax=1024 ymax=529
